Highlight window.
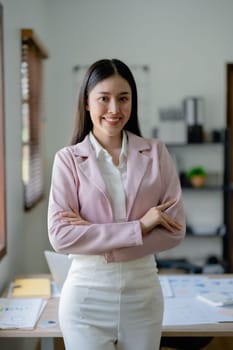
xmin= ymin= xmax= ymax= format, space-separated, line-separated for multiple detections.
xmin=0 ymin=3 xmax=6 ymax=259
xmin=21 ymin=29 xmax=48 ymax=210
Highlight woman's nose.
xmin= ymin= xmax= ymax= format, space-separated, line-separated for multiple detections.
xmin=108 ymin=99 xmax=119 ymax=113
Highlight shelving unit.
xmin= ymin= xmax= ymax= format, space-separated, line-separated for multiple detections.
xmin=159 ymin=129 xmax=231 ymax=272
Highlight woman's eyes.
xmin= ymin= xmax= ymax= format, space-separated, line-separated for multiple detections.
xmin=99 ymin=96 xmax=109 ymax=102
xmin=120 ymin=96 xmax=129 ymax=102
xmin=99 ymin=96 xmax=129 ymax=102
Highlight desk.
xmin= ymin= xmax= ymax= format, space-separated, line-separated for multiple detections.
xmin=0 ymin=274 xmax=61 ymax=350
xmin=1 ymin=275 xmax=233 ymax=350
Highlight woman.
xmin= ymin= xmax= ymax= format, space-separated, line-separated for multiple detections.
xmin=48 ymin=58 xmax=185 ymax=350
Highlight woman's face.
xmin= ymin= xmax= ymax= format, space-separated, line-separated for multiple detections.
xmin=86 ymin=74 xmax=132 ymax=142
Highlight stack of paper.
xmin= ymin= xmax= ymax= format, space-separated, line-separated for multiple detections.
xmin=11 ymin=278 xmax=51 ymax=298
xmin=0 ymin=298 xmax=47 ymax=329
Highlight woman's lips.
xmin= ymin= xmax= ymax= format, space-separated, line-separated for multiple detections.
xmin=103 ymin=117 xmax=121 ymax=126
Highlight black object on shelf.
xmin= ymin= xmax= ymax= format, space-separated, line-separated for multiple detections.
xmin=179 ymin=171 xmax=191 ymax=187
xmin=212 ymin=129 xmax=223 ymax=143
xmin=183 ymin=97 xmax=205 ymax=143
xmin=187 ymin=125 xmax=204 ymax=143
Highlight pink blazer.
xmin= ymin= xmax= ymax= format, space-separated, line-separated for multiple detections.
xmin=48 ymin=131 xmax=186 ymax=262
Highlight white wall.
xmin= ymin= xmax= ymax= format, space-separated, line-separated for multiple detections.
xmin=0 ymin=1 xmax=233 ymax=343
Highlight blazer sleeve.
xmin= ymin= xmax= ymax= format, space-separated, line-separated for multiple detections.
xmin=47 ymin=149 xmax=143 ymax=255
xmin=106 ymin=140 xmax=186 ymax=262
xmin=154 ymin=140 xmax=186 ymax=248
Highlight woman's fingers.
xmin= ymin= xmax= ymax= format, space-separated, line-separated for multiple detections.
xmin=160 ymin=213 xmax=183 ymax=231
xmin=156 ymin=199 xmax=176 ymax=211
xmin=156 ymin=199 xmax=183 ymax=231
xmin=140 ymin=202 xmax=183 ymax=235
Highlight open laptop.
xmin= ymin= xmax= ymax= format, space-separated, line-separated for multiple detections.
xmin=44 ymin=250 xmax=71 ymax=293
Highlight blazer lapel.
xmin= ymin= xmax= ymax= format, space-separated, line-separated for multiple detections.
xmin=73 ymin=136 xmax=110 ymax=202
xmin=125 ymin=132 xmax=152 ymax=218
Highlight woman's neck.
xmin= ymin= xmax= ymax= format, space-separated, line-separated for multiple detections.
xmin=93 ymin=132 xmax=122 ymax=151
xmin=92 ymin=131 xmax=123 ymax=165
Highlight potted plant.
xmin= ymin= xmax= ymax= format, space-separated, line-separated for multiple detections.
xmin=187 ymin=166 xmax=207 ymax=188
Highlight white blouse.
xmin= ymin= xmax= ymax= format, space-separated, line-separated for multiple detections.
xmin=89 ymin=131 xmax=127 ymax=223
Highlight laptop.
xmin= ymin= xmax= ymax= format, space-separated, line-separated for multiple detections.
xmin=44 ymin=250 xmax=71 ymax=293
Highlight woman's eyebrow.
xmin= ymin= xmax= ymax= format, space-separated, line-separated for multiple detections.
xmin=96 ymin=91 xmax=130 ymax=95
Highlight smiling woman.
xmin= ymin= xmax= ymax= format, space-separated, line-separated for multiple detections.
xmin=0 ymin=3 xmax=6 ymax=260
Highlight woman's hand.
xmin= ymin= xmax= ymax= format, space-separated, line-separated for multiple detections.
xmin=59 ymin=209 xmax=91 ymax=225
xmin=140 ymin=199 xmax=183 ymax=236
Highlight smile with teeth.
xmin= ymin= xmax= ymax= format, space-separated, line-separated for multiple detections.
xmin=105 ymin=117 xmax=120 ymax=121
xmin=104 ymin=116 xmax=122 ymax=125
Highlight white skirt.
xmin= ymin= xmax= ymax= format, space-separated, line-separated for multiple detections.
xmin=59 ymin=254 xmax=163 ymax=350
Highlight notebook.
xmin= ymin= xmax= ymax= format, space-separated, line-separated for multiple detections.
xmin=44 ymin=250 xmax=71 ymax=292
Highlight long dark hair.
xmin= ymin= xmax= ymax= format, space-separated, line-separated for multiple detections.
xmin=70 ymin=59 xmax=142 ymax=145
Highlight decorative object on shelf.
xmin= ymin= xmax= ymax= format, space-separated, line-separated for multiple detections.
xmin=187 ymin=166 xmax=207 ymax=188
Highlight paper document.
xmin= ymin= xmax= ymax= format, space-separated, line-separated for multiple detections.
xmin=0 ymin=298 xmax=47 ymax=329
xmin=163 ymin=297 xmax=233 ymax=326
xmin=159 ymin=274 xmax=233 ymax=325
xmin=158 ymin=276 xmax=173 ymax=297
xmin=159 ymin=275 xmax=209 ymax=298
